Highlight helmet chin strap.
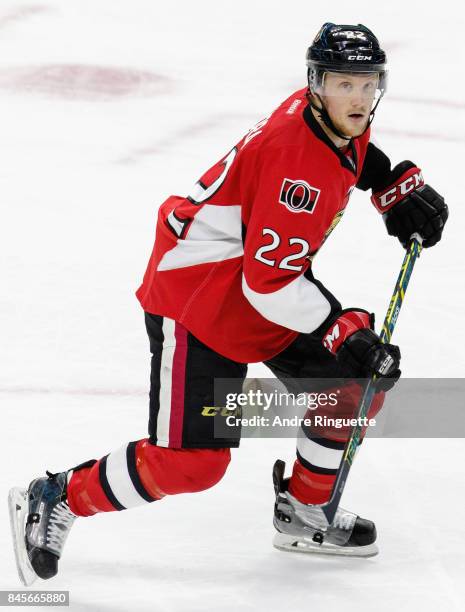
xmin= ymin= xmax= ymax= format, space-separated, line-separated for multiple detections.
xmin=307 ymin=90 xmax=383 ymax=142
xmin=309 ymin=93 xmax=352 ymax=141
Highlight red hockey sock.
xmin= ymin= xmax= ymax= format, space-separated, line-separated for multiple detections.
xmin=288 ymin=386 xmax=386 ymax=505
xmin=288 ymin=458 xmax=336 ymax=505
xmin=67 ymin=440 xmax=231 ymax=517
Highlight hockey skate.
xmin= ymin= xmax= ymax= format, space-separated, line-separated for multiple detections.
xmin=272 ymin=460 xmax=378 ymax=558
xmin=8 ymin=471 xmax=77 ymax=586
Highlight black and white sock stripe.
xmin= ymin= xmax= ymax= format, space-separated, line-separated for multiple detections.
xmin=296 ymin=431 xmax=346 ymax=475
xmin=99 ymin=442 xmax=157 ymax=511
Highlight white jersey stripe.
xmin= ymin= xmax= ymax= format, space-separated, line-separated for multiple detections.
xmin=242 ymin=273 xmax=331 ymax=333
xmin=157 ymin=205 xmax=243 ymax=271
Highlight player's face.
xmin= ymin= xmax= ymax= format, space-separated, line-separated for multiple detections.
xmin=320 ymin=72 xmax=379 ymax=138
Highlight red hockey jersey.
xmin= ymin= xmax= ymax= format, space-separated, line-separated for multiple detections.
xmin=136 ymin=88 xmax=370 ymax=363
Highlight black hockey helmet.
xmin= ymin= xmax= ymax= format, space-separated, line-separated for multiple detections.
xmin=306 ymin=23 xmax=388 ymax=139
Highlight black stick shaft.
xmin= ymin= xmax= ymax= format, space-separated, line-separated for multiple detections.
xmin=321 ymin=237 xmax=423 ymax=525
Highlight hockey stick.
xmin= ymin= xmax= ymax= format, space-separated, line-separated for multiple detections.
xmin=321 ymin=235 xmax=423 ymax=525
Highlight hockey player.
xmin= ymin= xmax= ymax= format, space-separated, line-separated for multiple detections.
xmin=9 ymin=23 xmax=448 ymax=584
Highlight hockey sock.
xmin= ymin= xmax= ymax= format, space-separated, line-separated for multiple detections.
xmin=289 ymin=384 xmax=385 ymax=505
xmin=67 ymin=440 xmax=231 ymax=517
xmin=288 ymin=458 xmax=336 ymax=505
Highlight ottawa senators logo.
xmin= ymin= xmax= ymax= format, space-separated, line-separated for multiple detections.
xmin=279 ymin=178 xmax=321 ymax=214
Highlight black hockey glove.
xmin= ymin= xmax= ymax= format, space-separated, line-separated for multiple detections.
xmin=371 ymin=161 xmax=448 ymax=248
xmin=322 ymin=309 xmax=401 ymax=392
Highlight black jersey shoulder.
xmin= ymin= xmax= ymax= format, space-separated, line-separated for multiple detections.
xmin=356 ymin=142 xmax=392 ymax=191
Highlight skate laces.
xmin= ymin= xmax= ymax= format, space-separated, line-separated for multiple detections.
xmin=46 ymin=501 xmax=76 ymax=554
xmin=333 ymin=511 xmax=353 ymax=531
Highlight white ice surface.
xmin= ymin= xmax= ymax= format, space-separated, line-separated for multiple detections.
xmin=0 ymin=1 xmax=464 ymax=610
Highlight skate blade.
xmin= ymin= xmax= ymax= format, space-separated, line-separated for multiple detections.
xmin=273 ymin=532 xmax=379 ymax=558
xmin=8 ymin=488 xmax=38 ymax=587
